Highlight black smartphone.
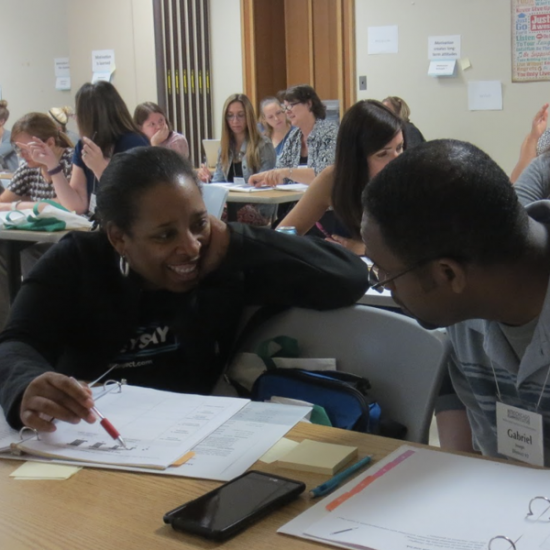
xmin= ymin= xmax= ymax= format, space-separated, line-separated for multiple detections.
xmin=163 ymin=470 xmax=305 ymax=541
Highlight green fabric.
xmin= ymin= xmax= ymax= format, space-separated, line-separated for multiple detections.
xmin=310 ymin=405 xmax=332 ymax=427
xmin=4 ymin=200 xmax=68 ymax=232
xmin=256 ymin=335 xmax=300 ymax=370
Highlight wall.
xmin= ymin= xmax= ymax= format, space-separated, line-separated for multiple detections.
xmin=66 ymin=0 xmax=157 ymax=114
xmin=0 ymin=0 xmax=71 ymax=127
xmin=0 ymin=0 xmax=156 ymax=135
xmin=209 ymin=0 xmax=244 ymax=137
xmin=355 ymin=0 xmax=548 ymax=174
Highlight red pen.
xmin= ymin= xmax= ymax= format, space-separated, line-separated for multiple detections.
xmin=315 ymin=221 xmax=332 ymax=239
xmin=74 ymin=378 xmax=128 ymax=449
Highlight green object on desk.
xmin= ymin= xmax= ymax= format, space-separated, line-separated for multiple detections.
xmin=310 ymin=405 xmax=332 ymax=427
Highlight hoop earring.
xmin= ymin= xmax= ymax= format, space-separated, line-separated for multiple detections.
xmin=119 ymin=255 xmax=129 ymax=277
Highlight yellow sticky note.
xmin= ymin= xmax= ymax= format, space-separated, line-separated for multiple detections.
xmin=259 ymin=438 xmax=299 ymax=464
xmin=11 ymin=461 xmax=81 ymax=480
xmin=459 ymin=58 xmax=472 ymax=71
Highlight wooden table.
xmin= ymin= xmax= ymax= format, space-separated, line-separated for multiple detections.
xmin=0 ymin=229 xmax=69 ymax=302
xmin=226 ymin=189 xmax=304 ymax=205
xmin=0 ymin=423 xmax=410 ymax=550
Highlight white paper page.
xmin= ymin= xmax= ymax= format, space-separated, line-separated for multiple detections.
xmin=18 ymin=387 xmax=248 ymax=470
xmin=176 ymin=401 xmax=311 ymax=480
xmin=275 ymin=183 xmax=308 ymax=192
xmin=367 ymin=26 xmax=398 ymax=55
xmin=305 ymin=447 xmax=550 ymax=550
xmin=468 ymin=81 xmax=503 ymax=111
xmin=427 ymin=60 xmax=456 ymax=77
xmin=226 ymin=185 xmax=272 ymax=193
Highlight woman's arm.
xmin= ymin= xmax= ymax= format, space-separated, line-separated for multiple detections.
xmin=277 ymin=166 xmax=334 ymax=234
xmin=510 ymin=103 xmax=549 ymax=183
xmin=514 ymin=155 xmax=550 ymax=205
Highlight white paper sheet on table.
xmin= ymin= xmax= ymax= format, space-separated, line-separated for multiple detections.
xmin=281 ymin=444 xmax=550 ymax=550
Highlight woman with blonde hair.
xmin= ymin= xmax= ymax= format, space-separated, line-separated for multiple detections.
xmin=48 ymin=106 xmax=79 ymax=145
xmin=382 ymin=95 xmax=425 ymax=148
xmin=259 ymin=96 xmax=292 ymax=157
xmin=198 ymin=93 xmax=275 ymax=184
xmin=133 ymin=101 xmax=189 ymax=158
xmin=197 ymin=94 xmax=276 ymax=225
xmin=0 ymin=100 xmax=18 ymax=172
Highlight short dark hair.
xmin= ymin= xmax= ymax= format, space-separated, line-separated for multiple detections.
xmin=96 ymin=146 xmax=200 ymax=233
xmin=279 ymin=85 xmax=326 ymax=119
xmin=362 ymin=139 xmax=530 ymax=265
xmin=75 ymin=81 xmax=144 ymax=156
xmin=332 ymin=100 xmax=403 ymax=239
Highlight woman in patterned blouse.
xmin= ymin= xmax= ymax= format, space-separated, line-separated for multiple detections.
xmin=249 ymin=84 xmax=338 ymax=187
xmin=0 ymin=113 xmax=73 ymax=212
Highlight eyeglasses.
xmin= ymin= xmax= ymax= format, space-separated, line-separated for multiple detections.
xmin=283 ymin=102 xmax=301 ymax=112
xmin=367 ymin=260 xmax=427 ymax=293
xmin=226 ymin=113 xmax=246 ymax=121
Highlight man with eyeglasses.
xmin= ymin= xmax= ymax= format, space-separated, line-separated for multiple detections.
xmin=361 ymin=139 xmax=550 ymax=467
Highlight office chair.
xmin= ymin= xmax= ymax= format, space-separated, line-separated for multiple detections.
xmin=236 ymin=305 xmax=450 ymax=444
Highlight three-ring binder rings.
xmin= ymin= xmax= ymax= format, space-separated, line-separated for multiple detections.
xmin=280 ymin=444 xmax=550 ymax=550
xmin=0 ymin=382 xmax=311 ymax=480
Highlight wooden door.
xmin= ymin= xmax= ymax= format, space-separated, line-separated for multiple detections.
xmin=242 ymin=0 xmax=355 ymax=116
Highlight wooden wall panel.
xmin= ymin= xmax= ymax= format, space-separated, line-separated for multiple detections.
xmin=312 ymin=0 xmax=340 ymax=100
xmin=284 ymin=0 xmax=313 ymax=86
xmin=253 ymin=0 xmax=286 ymax=109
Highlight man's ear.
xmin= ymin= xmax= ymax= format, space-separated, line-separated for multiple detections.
xmin=105 ymin=222 xmax=127 ymax=257
xmin=431 ymin=258 xmax=468 ymax=294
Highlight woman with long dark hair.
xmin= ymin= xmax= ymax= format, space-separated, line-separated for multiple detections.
xmin=278 ymin=100 xmax=403 ymax=254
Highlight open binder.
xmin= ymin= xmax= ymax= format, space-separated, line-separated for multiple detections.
xmin=3 ymin=382 xmax=249 ymax=470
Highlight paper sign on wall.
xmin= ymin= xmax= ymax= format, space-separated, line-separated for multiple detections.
xmin=428 ymin=60 xmax=456 ymax=77
xmin=92 ymin=50 xmax=115 ymax=73
xmin=54 ymin=58 xmax=70 ymax=78
xmin=55 ymin=77 xmax=71 ymax=91
xmin=468 ymin=81 xmax=503 ymax=111
xmin=368 ymin=26 xmax=398 ymax=54
xmin=428 ymin=35 xmax=461 ymax=60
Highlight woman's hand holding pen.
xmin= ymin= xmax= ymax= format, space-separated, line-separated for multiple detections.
xmin=81 ymin=136 xmax=109 ymax=178
xmin=249 ymin=169 xmax=283 ymax=188
xmin=197 ymin=164 xmax=212 ymax=183
xmin=20 ymin=372 xmax=96 ymax=432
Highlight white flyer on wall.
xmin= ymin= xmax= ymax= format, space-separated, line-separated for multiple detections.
xmin=468 ymin=81 xmax=503 ymax=111
xmin=368 ymin=26 xmax=398 ymax=54
xmin=428 ymin=35 xmax=461 ymax=60
xmin=54 ymin=57 xmax=70 ymax=78
xmin=92 ymin=50 xmax=116 ymax=74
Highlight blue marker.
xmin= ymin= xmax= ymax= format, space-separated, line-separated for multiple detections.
xmin=309 ymin=455 xmax=372 ymax=498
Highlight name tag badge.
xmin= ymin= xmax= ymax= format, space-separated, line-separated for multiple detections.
xmin=233 ymin=177 xmax=246 ymax=186
xmin=89 ymin=193 xmax=97 ymax=214
xmin=496 ymin=401 xmax=544 ymax=466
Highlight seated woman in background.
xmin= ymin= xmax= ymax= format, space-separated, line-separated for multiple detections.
xmin=277 ymin=100 xmax=403 ymax=254
xmin=513 ymin=148 xmax=550 ymax=206
xmin=0 ymin=100 xmax=19 ymax=172
xmin=28 ymin=81 xmax=149 ymax=216
xmin=510 ymin=103 xmax=549 ymax=183
xmin=382 ymin=96 xmax=425 ymax=148
xmin=48 ymin=106 xmax=79 ymax=146
xmin=1 ymin=112 xmax=73 ymax=210
xmin=0 ymin=146 xmax=369 ymax=431
xmin=249 ymin=84 xmax=338 ymax=186
xmin=133 ymin=101 xmax=189 ymax=158
xmin=197 ymin=93 xmax=275 ymax=183
xmin=259 ymin=96 xmax=292 ymax=158
xmin=197 ymin=93 xmax=276 ymax=225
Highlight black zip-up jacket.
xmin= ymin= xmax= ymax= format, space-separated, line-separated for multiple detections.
xmin=0 ymin=223 xmax=369 ymax=428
